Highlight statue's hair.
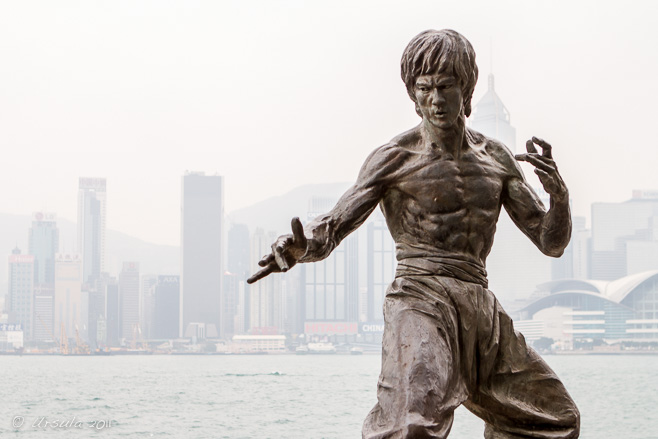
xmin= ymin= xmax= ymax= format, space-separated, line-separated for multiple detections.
xmin=401 ymin=29 xmax=478 ymax=117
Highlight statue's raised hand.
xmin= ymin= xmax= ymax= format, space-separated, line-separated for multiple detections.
xmin=246 ymin=217 xmax=308 ymax=284
xmin=515 ymin=137 xmax=568 ymax=201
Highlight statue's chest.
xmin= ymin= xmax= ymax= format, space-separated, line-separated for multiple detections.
xmin=394 ymin=157 xmax=503 ymax=212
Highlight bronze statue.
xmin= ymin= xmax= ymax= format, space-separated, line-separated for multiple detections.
xmin=248 ymin=29 xmax=580 ymax=439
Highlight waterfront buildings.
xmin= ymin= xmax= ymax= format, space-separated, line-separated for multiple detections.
xmin=516 ymin=270 xmax=658 ymax=343
xmin=180 ymin=172 xmax=224 ymax=339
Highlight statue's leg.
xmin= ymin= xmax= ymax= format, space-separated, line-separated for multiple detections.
xmin=463 ymin=288 xmax=580 ymax=439
xmin=362 ymin=278 xmax=468 ymax=439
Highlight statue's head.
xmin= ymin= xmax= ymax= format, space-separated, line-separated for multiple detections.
xmin=401 ymin=29 xmax=478 ymax=118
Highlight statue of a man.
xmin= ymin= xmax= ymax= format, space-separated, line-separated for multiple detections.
xmin=248 ymin=29 xmax=580 ymax=439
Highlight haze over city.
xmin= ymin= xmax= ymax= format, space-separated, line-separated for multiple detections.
xmin=1 ymin=0 xmax=657 ymax=246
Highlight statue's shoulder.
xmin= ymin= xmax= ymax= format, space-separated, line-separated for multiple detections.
xmin=365 ymin=126 xmax=419 ymax=164
xmin=357 ymin=127 xmax=420 ymax=183
xmin=390 ymin=125 xmax=423 ymax=150
xmin=466 ymin=127 xmax=522 ymax=178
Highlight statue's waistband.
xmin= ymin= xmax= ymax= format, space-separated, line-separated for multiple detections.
xmin=395 ymin=256 xmax=488 ymax=288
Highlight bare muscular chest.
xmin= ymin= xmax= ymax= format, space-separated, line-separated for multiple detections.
xmin=391 ymin=154 xmax=504 ymax=213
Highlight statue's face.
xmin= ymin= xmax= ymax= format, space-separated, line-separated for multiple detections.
xmin=413 ymin=72 xmax=463 ymax=130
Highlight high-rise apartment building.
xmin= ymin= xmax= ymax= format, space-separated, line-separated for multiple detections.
xmin=77 ymin=178 xmax=107 ymax=284
xmin=8 ymin=248 xmax=34 ymax=339
xmin=29 ymin=212 xmax=59 ymax=285
xmin=180 ymin=172 xmax=224 ymax=339
xmin=119 ymin=262 xmax=140 ymax=340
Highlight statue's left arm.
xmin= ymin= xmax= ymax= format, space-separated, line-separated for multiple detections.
xmin=503 ymin=136 xmax=571 ymax=257
xmin=247 ymin=143 xmax=402 ymax=284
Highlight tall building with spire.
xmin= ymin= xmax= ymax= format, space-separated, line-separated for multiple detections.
xmin=470 ymin=74 xmax=517 ymax=153
xmin=77 ymin=178 xmax=107 ymax=284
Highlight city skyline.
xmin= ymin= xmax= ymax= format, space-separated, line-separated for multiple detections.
xmin=1 ymin=1 xmax=657 ymax=246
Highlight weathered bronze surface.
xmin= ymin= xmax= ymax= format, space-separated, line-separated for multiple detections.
xmin=248 ymin=29 xmax=580 ymax=439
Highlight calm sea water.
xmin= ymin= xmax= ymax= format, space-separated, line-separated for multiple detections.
xmin=0 ymin=354 xmax=656 ymax=438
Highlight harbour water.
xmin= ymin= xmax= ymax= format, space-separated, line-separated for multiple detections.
xmin=0 ymin=354 xmax=656 ymax=438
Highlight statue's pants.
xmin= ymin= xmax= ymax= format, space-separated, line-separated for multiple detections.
xmin=362 ymin=276 xmax=580 ymax=439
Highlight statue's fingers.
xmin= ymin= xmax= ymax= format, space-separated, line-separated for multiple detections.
xmin=521 ymin=154 xmax=553 ymax=173
xmin=291 ymin=217 xmax=307 ymax=248
xmin=247 ymin=264 xmax=277 ymax=284
xmin=526 ymin=139 xmax=538 ymax=154
xmin=258 ymin=254 xmax=274 ymax=267
xmin=274 ymin=250 xmax=289 ymax=272
xmin=532 ymin=136 xmax=553 ymax=159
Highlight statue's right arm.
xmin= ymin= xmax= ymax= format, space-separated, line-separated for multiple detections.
xmin=247 ymin=144 xmax=402 ymax=284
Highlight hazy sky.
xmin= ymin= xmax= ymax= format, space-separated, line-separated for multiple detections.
xmin=1 ymin=0 xmax=657 ymax=246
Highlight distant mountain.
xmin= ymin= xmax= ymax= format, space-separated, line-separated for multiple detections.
xmin=227 ymin=182 xmax=352 ymax=234
xmin=0 ymin=213 xmax=179 ymax=286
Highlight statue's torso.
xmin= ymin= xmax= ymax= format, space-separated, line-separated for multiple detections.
xmin=379 ymin=131 xmax=509 ymax=267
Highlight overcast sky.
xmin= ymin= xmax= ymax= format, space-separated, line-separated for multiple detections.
xmin=1 ymin=0 xmax=657 ymax=246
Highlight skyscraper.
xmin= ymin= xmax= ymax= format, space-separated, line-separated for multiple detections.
xmin=33 ymin=284 xmax=54 ymax=342
xmin=119 ymin=262 xmax=140 ymax=340
xmin=180 ymin=172 xmax=224 ymax=339
xmin=28 ymin=212 xmax=59 ymax=285
xmin=153 ymin=275 xmax=179 ymax=339
xmin=105 ymin=278 xmax=120 ymax=346
xmin=469 ymin=74 xmax=517 ymax=153
xmin=140 ymin=274 xmax=158 ymax=339
xmin=77 ymin=178 xmax=107 ymax=284
xmin=53 ymin=253 xmax=83 ymax=341
xmin=8 ymin=248 xmax=34 ymax=339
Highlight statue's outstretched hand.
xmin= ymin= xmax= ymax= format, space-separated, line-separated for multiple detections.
xmin=247 ymin=217 xmax=308 ymax=284
xmin=515 ymin=137 xmax=568 ymax=200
